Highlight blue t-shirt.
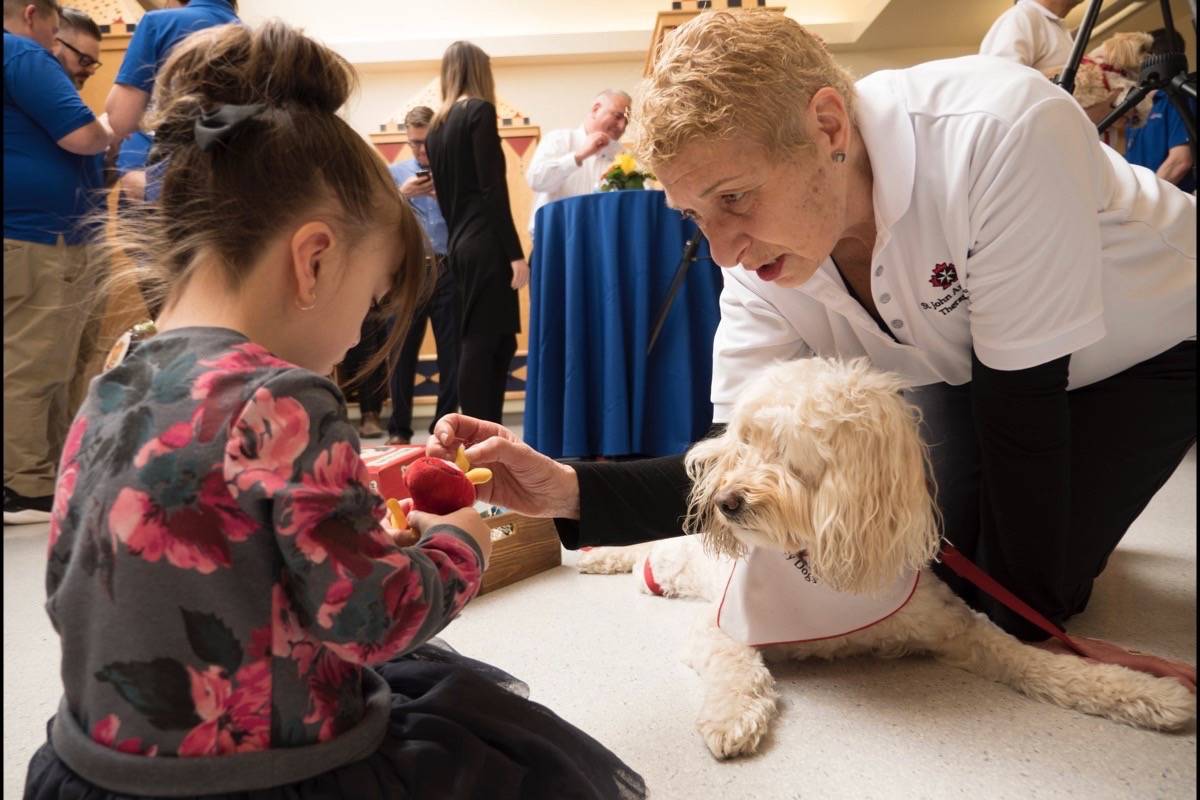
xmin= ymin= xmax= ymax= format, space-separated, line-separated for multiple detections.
xmin=115 ymin=129 xmax=153 ymax=212
xmin=4 ymin=30 xmax=102 ymax=245
xmin=390 ymin=158 xmax=449 ymax=255
xmin=1125 ymin=90 xmax=1196 ymax=193
xmin=114 ymin=0 xmax=239 ymax=94
xmin=117 ymin=129 xmax=153 ymax=176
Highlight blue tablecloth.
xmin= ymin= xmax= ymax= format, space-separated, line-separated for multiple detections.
xmin=525 ymin=190 xmax=723 ymax=458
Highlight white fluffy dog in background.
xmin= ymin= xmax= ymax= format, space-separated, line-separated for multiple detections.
xmin=1045 ymin=31 xmax=1156 ymax=126
xmin=578 ymin=358 xmax=1194 ymax=760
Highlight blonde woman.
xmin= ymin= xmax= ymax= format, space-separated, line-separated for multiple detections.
xmin=426 ymin=41 xmax=529 ymax=426
xmin=432 ymin=10 xmax=1196 ymax=687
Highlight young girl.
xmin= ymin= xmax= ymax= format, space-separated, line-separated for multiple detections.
xmin=25 ymin=21 xmax=644 ymax=800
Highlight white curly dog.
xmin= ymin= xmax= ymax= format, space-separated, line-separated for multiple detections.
xmin=577 ymin=358 xmax=1195 ymax=759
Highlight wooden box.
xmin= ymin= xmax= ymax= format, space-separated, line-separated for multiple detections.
xmin=480 ymin=512 xmax=562 ymax=595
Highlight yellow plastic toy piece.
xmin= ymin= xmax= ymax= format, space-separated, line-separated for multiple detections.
xmin=385 ymin=497 xmax=406 ymax=530
xmin=455 ymin=446 xmax=492 ymax=486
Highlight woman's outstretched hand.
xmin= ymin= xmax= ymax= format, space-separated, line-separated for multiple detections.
xmin=426 ymin=414 xmax=580 ymax=520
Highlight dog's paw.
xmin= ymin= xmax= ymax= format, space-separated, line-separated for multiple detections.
xmin=574 ymin=546 xmax=638 ymax=574
xmin=1113 ymin=675 xmax=1197 ymax=731
xmin=696 ymin=690 xmax=778 ymax=760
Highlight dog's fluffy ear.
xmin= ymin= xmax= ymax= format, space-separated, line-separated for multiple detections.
xmin=1100 ymin=32 xmax=1154 ymax=71
xmin=684 ymin=435 xmax=739 ymax=555
xmin=807 ymin=373 xmax=940 ymax=595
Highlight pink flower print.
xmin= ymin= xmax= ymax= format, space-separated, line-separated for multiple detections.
xmin=246 ymin=624 xmax=273 ymax=662
xmin=191 ymin=345 xmax=296 ymax=443
xmin=225 ymin=387 xmax=311 ymax=499
xmin=324 ymin=561 xmax=429 ymax=666
xmin=278 ymin=442 xmax=388 ymax=577
xmin=272 ymin=583 xmax=319 ymax=675
xmin=59 ymin=416 xmax=88 ymax=470
xmin=90 ymin=713 xmax=158 ymax=757
xmin=48 ymin=462 xmax=77 ymax=554
xmin=317 ymin=578 xmax=354 ymax=629
xmin=132 ymin=421 xmax=193 ymax=468
xmin=178 ymin=659 xmax=271 ymax=756
xmin=193 ymin=344 xmax=294 ymax=402
xmin=425 ymin=532 xmax=484 ymax=591
xmin=50 ymin=417 xmax=88 ymax=551
xmin=109 ymin=470 xmax=255 ymax=575
xmin=303 ymin=650 xmax=357 ymax=742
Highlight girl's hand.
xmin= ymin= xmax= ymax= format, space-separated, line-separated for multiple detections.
xmin=381 ymin=498 xmax=420 ymax=546
xmin=427 ymin=414 xmax=580 ymax=519
xmin=407 ymin=506 xmax=494 ymax=569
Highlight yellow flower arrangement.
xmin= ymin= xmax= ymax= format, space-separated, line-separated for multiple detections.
xmin=599 ymin=152 xmax=655 ymax=191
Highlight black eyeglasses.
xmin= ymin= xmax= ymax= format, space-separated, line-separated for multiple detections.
xmin=56 ymin=37 xmax=101 ymax=69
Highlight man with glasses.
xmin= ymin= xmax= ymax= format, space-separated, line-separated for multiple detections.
xmin=4 ymin=0 xmax=113 ymax=524
xmin=382 ymin=105 xmax=461 ymax=444
xmin=53 ymin=7 xmax=116 ymax=418
xmin=52 ymin=6 xmax=99 ymax=90
xmin=525 ymin=89 xmax=631 ymax=238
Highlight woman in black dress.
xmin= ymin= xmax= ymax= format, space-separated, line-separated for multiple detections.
xmin=426 ymin=41 xmax=529 ymax=425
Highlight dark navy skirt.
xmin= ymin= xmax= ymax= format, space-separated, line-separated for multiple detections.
xmin=24 ymin=641 xmax=646 ymax=800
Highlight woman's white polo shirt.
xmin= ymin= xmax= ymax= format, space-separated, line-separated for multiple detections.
xmin=710 ymin=56 xmax=1196 ymax=424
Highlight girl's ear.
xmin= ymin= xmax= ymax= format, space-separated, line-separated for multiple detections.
xmin=289 ymin=221 xmax=335 ymax=310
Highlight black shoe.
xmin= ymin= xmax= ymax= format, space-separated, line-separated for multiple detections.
xmin=4 ymin=486 xmax=54 ymax=525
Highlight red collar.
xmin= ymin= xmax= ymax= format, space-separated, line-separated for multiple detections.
xmin=1080 ymin=55 xmax=1125 ymax=91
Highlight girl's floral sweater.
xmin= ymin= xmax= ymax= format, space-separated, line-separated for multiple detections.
xmin=45 ymin=327 xmax=484 ymax=758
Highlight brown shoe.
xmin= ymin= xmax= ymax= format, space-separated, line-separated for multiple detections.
xmin=358 ymin=412 xmax=385 ymax=439
xmin=385 ymin=435 xmax=410 ymax=446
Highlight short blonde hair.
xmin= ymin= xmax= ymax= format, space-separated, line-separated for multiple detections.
xmin=634 ymin=10 xmax=856 ymax=169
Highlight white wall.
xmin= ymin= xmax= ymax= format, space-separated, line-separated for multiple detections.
xmin=347 ymin=59 xmax=649 ymax=139
xmin=345 ymin=46 xmax=987 ymax=140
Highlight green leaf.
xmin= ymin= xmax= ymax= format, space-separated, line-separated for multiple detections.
xmin=95 ymin=658 xmax=202 ymax=730
xmin=181 ymin=608 xmax=243 ymax=675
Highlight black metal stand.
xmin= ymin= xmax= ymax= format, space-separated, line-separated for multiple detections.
xmin=1057 ymin=0 xmax=1197 ymax=187
xmin=646 ymin=231 xmax=707 ymax=357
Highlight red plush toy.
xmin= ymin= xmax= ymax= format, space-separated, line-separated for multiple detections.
xmin=386 ymin=447 xmax=492 ymax=527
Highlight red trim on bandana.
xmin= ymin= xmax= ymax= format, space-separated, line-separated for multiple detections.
xmin=718 ymin=571 xmax=922 ymax=648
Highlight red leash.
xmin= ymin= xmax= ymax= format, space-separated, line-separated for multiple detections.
xmin=938 ymin=541 xmax=1090 ymax=657
xmin=642 ymin=558 xmax=665 ymax=597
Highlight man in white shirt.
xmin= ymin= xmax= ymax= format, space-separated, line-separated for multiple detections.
xmin=980 ymin=0 xmax=1082 ymax=72
xmin=525 ymin=89 xmax=630 ymax=237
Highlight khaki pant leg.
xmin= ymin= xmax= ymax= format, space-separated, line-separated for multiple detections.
xmin=3 ymin=238 xmax=89 ymax=497
xmin=67 ymin=243 xmax=110 ymax=417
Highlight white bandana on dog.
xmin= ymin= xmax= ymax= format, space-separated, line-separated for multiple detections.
xmin=716 ymin=547 xmax=919 ymax=647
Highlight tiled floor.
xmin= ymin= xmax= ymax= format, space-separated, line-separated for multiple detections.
xmin=5 ymin=422 xmax=1195 ymax=798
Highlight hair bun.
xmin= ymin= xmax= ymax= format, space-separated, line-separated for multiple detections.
xmin=249 ymin=20 xmax=353 ymax=113
xmin=148 ymin=19 xmax=355 ymax=145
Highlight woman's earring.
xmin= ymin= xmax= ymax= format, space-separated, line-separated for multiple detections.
xmin=296 ymin=295 xmax=317 ymax=312
xmin=832 ymin=151 xmax=847 ymax=163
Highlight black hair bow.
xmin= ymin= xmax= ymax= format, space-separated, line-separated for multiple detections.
xmin=194 ymin=103 xmax=266 ymax=152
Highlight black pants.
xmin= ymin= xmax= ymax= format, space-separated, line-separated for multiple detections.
xmin=340 ymin=316 xmax=390 ymax=415
xmin=909 ymin=340 xmax=1196 ymax=638
xmin=459 ymin=333 xmax=516 ymax=424
xmin=389 ymin=262 xmax=462 ymax=441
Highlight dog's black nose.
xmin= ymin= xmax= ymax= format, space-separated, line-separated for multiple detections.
xmin=716 ymin=491 xmax=744 ymax=518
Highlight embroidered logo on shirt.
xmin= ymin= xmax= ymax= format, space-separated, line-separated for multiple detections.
xmin=928 ymin=262 xmax=958 ymax=289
